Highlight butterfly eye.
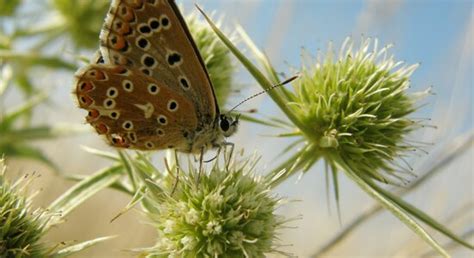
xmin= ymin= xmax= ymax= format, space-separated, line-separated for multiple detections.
xmin=220 ymin=118 xmax=230 ymax=132
xmin=219 ymin=115 xmax=238 ymax=137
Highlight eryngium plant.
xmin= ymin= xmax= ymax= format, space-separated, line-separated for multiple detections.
xmin=0 ymin=159 xmax=49 ymax=257
xmin=279 ymin=38 xmax=425 ymax=184
xmin=0 ymin=157 xmax=114 ymax=257
xmin=139 ymin=155 xmax=286 ymax=257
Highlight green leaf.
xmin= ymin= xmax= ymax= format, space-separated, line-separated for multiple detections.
xmin=52 ymin=236 xmax=117 ymax=257
xmin=0 ymin=50 xmax=77 ymax=70
xmin=333 ymin=154 xmax=449 ymax=257
xmin=0 ymin=93 xmax=47 ymax=130
xmin=80 ymin=145 xmax=120 ymax=161
xmin=0 ymin=64 xmax=12 ymax=96
xmin=118 ymin=150 xmax=138 ymax=191
xmin=110 ymin=185 xmax=146 ymax=223
xmin=0 ymin=124 xmax=88 ymax=144
xmin=47 ymin=164 xmax=124 ymax=228
xmin=369 ymin=179 xmax=474 ymax=249
xmin=311 ymin=131 xmax=474 ymax=257
xmin=0 ymin=0 xmax=21 ymax=16
xmin=0 ymin=144 xmax=57 ymax=169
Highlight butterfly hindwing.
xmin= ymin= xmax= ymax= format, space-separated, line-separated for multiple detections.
xmin=75 ymin=65 xmax=198 ymax=150
xmin=99 ymin=0 xmax=218 ymax=126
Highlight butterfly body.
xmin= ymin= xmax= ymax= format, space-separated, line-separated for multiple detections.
xmin=74 ymin=0 xmax=237 ymax=153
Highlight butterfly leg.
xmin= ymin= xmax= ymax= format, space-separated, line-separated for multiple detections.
xmin=204 ymin=148 xmax=221 ymax=163
xmin=197 ymin=147 xmax=204 ymax=184
xmin=171 ymin=150 xmax=180 ymax=195
xmin=223 ymin=142 xmax=235 ymax=171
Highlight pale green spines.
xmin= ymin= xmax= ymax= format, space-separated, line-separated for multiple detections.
xmin=294 ymin=38 xmax=423 ymax=181
xmin=186 ymin=14 xmax=235 ymax=106
xmin=144 ymin=157 xmax=283 ymax=257
xmin=0 ymin=159 xmax=49 ymax=257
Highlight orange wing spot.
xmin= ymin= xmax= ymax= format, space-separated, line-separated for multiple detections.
xmin=113 ymin=36 xmax=127 ymax=51
xmin=87 ymin=109 xmax=100 ymax=121
xmin=118 ymin=5 xmax=135 ymax=22
xmin=95 ymin=123 xmax=109 ymax=134
xmin=94 ymin=70 xmax=107 ymax=80
xmin=110 ymin=135 xmax=130 ymax=148
xmin=117 ymin=22 xmax=131 ymax=35
xmin=78 ymin=94 xmax=93 ymax=106
xmin=78 ymin=81 xmax=94 ymax=92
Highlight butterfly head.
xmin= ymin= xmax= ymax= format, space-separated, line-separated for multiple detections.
xmin=219 ymin=114 xmax=239 ymax=137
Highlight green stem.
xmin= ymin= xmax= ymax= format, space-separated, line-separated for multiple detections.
xmin=332 ymin=154 xmax=449 ymax=257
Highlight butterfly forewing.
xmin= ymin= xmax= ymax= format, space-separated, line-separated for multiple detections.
xmin=99 ymin=0 xmax=218 ymax=125
xmin=74 ymin=0 xmax=235 ymax=153
xmin=75 ymin=65 xmax=198 ymax=150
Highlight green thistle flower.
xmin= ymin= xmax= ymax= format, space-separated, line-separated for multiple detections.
xmin=141 ymin=155 xmax=286 ymax=257
xmin=186 ymin=13 xmax=235 ymax=106
xmin=0 ymin=159 xmax=50 ymax=257
xmin=52 ymin=0 xmax=110 ymax=49
xmin=0 ymin=157 xmax=115 ymax=257
xmin=264 ymin=37 xmax=429 ymax=185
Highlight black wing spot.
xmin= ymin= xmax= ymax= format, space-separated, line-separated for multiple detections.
xmin=167 ymin=53 xmax=181 ymax=66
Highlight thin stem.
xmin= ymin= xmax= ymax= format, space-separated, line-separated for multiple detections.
xmin=311 ymin=131 xmax=473 ymax=257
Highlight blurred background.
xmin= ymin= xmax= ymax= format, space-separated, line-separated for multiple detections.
xmin=1 ymin=0 xmax=472 ymax=257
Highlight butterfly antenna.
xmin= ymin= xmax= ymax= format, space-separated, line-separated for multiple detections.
xmin=227 ymin=74 xmax=299 ymax=114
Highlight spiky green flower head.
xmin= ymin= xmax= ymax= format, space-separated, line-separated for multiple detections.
xmin=142 ymin=155 xmax=285 ymax=258
xmin=52 ymin=0 xmax=110 ymax=49
xmin=287 ymin=37 xmax=429 ymax=183
xmin=0 ymin=159 xmax=50 ymax=257
xmin=186 ymin=13 xmax=235 ymax=106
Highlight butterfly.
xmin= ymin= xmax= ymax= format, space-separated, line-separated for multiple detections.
xmin=74 ymin=0 xmax=238 ymax=153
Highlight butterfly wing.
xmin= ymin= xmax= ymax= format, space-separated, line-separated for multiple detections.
xmin=75 ymin=65 xmax=198 ymax=151
xmin=99 ymin=0 xmax=218 ymax=126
